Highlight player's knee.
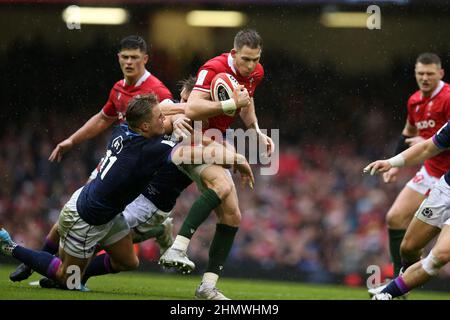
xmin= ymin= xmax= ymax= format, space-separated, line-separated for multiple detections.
xmin=207 ymin=177 xmax=232 ymax=200
xmin=421 ymin=251 xmax=446 ymax=276
xmin=122 ymin=256 xmax=140 ymax=271
xmin=112 ymin=256 xmax=140 ymax=271
xmin=220 ymin=209 xmax=241 ymax=226
xmin=386 ymin=208 xmax=410 ymax=229
xmin=400 ymin=238 xmax=420 ymax=258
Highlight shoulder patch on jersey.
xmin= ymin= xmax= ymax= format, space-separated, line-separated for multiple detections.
xmin=112 ymin=136 xmax=124 ymax=154
xmin=196 ymin=70 xmax=208 ymax=86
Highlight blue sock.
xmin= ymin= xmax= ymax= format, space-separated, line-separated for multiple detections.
xmin=382 ymin=276 xmax=410 ymax=298
xmin=82 ymin=253 xmax=117 ymax=285
xmin=12 ymin=245 xmax=61 ymax=280
xmin=41 ymin=237 xmax=59 ymax=255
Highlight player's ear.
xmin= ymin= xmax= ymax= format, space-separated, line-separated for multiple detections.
xmin=143 ymin=54 xmax=149 ymax=65
xmin=440 ymin=68 xmax=445 ymax=79
xmin=230 ymin=48 xmax=237 ymax=59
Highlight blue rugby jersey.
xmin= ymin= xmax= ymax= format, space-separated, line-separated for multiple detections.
xmin=77 ymin=124 xmax=175 ymax=225
xmin=141 ymin=162 xmax=192 ymax=212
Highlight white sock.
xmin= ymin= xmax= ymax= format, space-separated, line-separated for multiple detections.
xmin=201 ymin=272 xmax=219 ymax=288
xmin=171 ymin=235 xmax=190 ymax=252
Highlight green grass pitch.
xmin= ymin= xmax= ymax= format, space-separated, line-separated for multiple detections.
xmin=0 ymin=264 xmax=449 ymax=300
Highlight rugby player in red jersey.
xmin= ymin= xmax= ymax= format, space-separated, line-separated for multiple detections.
xmin=376 ymin=53 xmax=450 ymax=283
xmin=160 ymin=29 xmax=275 ymax=300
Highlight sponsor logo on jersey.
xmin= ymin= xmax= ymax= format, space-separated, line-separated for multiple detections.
xmin=412 ymin=173 xmax=424 ymax=184
xmin=416 ymin=119 xmax=436 ymax=130
xmin=112 ymin=136 xmax=124 ymax=154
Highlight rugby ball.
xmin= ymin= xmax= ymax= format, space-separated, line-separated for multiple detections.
xmin=210 ymin=73 xmax=240 ymax=103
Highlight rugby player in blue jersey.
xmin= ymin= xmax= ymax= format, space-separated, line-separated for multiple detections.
xmin=0 ymin=94 xmax=254 ymax=290
xmin=8 ymin=76 xmax=196 ymax=283
xmin=364 ymin=121 xmax=450 ymax=300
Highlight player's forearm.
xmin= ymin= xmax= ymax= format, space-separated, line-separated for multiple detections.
xmin=401 ymin=121 xmax=418 ymax=137
xmin=204 ymin=142 xmax=244 ymax=166
xmin=397 ymin=139 xmax=441 ymax=167
xmin=240 ymin=101 xmax=258 ymax=129
xmin=185 ymin=99 xmax=225 ymax=120
xmin=160 ymin=102 xmax=186 ymax=116
xmin=69 ymin=112 xmax=114 ymax=145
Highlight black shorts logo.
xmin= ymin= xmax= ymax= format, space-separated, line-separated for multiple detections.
xmin=421 ymin=207 xmax=433 ymax=218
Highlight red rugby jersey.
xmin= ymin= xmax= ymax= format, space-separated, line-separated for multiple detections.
xmin=407 ymin=81 xmax=450 ymax=177
xmin=193 ymin=53 xmax=264 ymax=133
xmin=102 ymin=70 xmax=173 ymax=122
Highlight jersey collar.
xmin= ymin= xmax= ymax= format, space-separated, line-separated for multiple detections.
xmin=120 ymin=123 xmax=141 ymax=137
xmin=227 ymin=53 xmax=237 ymax=76
xmin=421 ymin=80 xmax=445 ymax=100
xmin=123 ymin=70 xmax=151 ymax=87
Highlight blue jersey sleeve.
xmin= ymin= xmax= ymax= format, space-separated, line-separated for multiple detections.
xmin=141 ymin=137 xmax=176 ymax=171
xmin=433 ymin=121 xmax=450 ymax=149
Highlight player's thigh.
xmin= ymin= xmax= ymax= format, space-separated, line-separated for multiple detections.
xmin=402 ymin=217 xmax=440 ymax=253
xmin=103 ymin=233 xmax=138 ymax=270
xmin=200 ymin=164 xmax=233 ymax=198
xmin=122 ymin=194 xmax=166 ymax=232
xmin=48 ymin=221 xmax=60 ymax=243
xmin=386 ymin=186 xmax=427 ymax=228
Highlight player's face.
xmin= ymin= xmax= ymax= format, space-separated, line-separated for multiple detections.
xmin=415 ymin=63 xmax=444 ymax=96
xmin=150 ymin=105 xmax=166 ymax=135
xmin=231 ymin=46 xmax=261 ymax=77
xmin=118 ymin=49 xmax=149 ymax=83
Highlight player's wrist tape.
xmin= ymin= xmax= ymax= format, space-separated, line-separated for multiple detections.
xmin=221 ymin=99 xmax=237 ymax=115
xmin=394 ymin=134 xmax=410 ymax=155
xmin=387 ymin=154 xmax=405 ymax=167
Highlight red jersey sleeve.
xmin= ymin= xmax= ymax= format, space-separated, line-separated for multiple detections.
xmin=406 ymin=95 xmax=415 ymax=126
xmin=193 ymin=67 xmax=218 ymax=94
xmin=444 ymin=95 xmax=450 ymax=121
xmin=102 ymin=88 xmax=118 ymax=118
xmin=154 ymin=84 xmax=173 ymax=102
xmin=254 ymin=64 xmax=265 ymax=89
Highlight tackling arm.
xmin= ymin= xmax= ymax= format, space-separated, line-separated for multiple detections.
xmin=185 ymin=87 xmax=250 ymax=121
xmin=159 ymin=101 xmax=186 ymax=116
xmin=185 ymin=90 xmax=227 ymax=120
xmin=364 ymin=137 xmax=442 ymax=175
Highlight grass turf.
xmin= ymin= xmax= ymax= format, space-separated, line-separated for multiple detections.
xmin=0 ymin=264 xmax=449 ymax=300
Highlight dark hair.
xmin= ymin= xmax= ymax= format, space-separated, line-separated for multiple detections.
xmin=416 ymin=53 xmax=441 ymax=67
xmin=234 ymin=29 xmax=263 ymax=51
xmin=119 ymin=35 xmax=147 ymax=53
xmin=125 ymin=94 xmax=158 ymax=128
xmin=177 ymin=75 xmax=196 ymax=94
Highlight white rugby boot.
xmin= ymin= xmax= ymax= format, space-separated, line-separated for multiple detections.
xmin=159 ymin=247 xmax=195 ymax=274
xmin=195 ymin=283 xmax=230 ymax=300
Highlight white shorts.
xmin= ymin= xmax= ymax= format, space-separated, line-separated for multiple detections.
xmin=406 ymin=166 xmax=440 ymax=195
xmin=58 ymin=187 xmax=130 ymax=259
xmin=122 ymin=194 xmax=171 ymax=234
xmin=415 ymin=176 xmax=450 ymax=229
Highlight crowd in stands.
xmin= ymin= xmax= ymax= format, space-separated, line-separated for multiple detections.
xmin=2 ymin=39 xmax=450 ymax=286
